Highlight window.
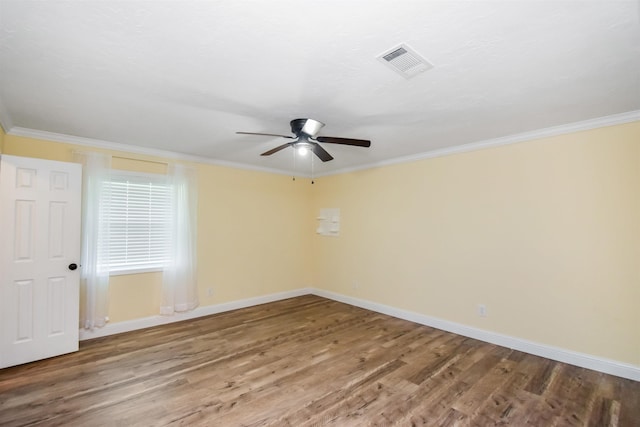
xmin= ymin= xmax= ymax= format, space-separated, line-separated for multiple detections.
xmin=106 ymin=172 xmax=172 ymax=274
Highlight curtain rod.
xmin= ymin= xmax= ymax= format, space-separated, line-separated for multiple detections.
xmin=72 ymin=150 xmax=169 ymax=166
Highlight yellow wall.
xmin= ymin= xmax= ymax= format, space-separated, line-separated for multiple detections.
xmin=2 ymin=134 xmax=314 ymax=323
xmin=311 ymin=121 xmax=640 ymax=366
xmin=3 ymin=121 xmax=639 ymax=367
xmin=0 ymin=124 xmax=5 ymax=152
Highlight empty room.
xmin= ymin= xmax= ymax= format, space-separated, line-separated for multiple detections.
xmin=0 ymin=1 xmax=638 ymax=425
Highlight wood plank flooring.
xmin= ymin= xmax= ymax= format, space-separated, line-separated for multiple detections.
xmin=1 ymin=295 xmax=638 ymax=426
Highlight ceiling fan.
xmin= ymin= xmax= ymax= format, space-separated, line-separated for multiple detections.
xmin=236 ymin=118 xmax=371 ymax=162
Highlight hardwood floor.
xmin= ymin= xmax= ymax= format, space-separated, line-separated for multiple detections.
xmin=1 ymin=295 xmax=638 ymax=426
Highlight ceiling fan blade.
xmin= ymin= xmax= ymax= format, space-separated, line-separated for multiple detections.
xmin=315 ymin=136 xmax=371 ymax=147
xmin=237 ymin=131 xmax=295 ymax=139
xmin=312 ymin=143 xmax=334 ymax=162
xmin=261 ymin=143 xmax=293 ymax=156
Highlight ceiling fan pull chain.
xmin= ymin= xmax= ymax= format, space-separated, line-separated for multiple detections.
xmin=292 ymin=145 xmax=297 ymax=181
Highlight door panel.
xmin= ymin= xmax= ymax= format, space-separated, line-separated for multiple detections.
xmin=1 ymin=154 xmax=82 ymax=368
xmin=48 ymin=202 xmax=67 ymax=258
xmin=48 ymin=276 xmax=66 ymax=335
xmin=14 ymin=200 xmax=36 ymax=261
xmin=15 ymin=279 xmax=34 ymax=342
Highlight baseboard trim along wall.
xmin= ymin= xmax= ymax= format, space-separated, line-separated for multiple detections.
xmin=79 ymin=288 xmax=311 ymax=341
xmin=79 ymin=287 xmax=640 ymax=382
xmin=311 ymin=289 xmax=640 ymax=382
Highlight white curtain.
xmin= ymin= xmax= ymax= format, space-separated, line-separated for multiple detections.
xmin=74 ymin=151 xmax=112 ymax=330
xmin=161 ymin=163 xmax=199 ymax=315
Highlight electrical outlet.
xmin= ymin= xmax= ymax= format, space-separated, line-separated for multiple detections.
xmin=477 ymin=304 xmax=487 ymax=317
xmin=207 ymin=287 xmax=214 ymax=297
xmin=352 ymin=281 xmax=359 ymax=290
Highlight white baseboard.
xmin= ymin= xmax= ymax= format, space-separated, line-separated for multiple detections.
xmin=79 ymin=288 xmax=312 ymax=341
xmin=310 ymin=289 xmax=640 ymax=382
xmin=79 ymin=287 xmax=639 ymax=382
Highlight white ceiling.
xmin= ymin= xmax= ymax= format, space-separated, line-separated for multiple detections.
xmin=0 ymin=1 xmax=639 ymax=175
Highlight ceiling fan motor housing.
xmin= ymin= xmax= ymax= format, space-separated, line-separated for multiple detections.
xmin=291 ymin=118 xmax=324 ymax=138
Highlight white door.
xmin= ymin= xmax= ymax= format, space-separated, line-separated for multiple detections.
xmin=0 ymin=154 xmax=82 ymax=368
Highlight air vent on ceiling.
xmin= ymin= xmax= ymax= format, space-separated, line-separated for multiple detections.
xmin=377 ymin=44 xmax=433 ymax=79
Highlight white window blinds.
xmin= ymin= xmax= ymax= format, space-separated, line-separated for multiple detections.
xmin=107 ymin=173 xmax=172 ymax=273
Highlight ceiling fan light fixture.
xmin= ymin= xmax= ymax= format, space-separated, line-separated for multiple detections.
xmin=294 ymin=141 xmax=313 ymax=156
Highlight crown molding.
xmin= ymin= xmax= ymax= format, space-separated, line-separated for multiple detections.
xmin=6 ymin=127 xmax=298 ymax=177
xmin=319 ymin=110 xmax=640 ymax=177
xmin=6 ymin=109 xmax=639 ymax=179
xmin=0 ymin=98 xmax=13 ymax=134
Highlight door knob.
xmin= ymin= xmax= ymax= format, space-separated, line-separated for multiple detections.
xmin=68 ymin=263 xmax=78 ymax=271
